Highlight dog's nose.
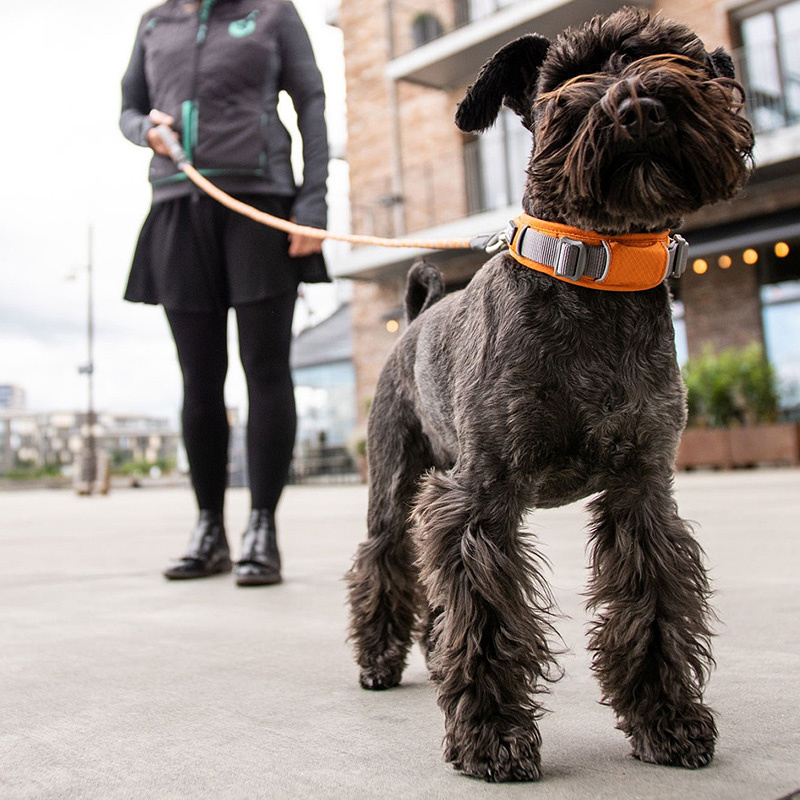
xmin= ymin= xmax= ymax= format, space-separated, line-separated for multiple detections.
xmin=617 ymin=96 xmax=667 ymax=135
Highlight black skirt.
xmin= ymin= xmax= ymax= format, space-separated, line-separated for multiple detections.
xmin=125 ymin=193 xmax=330 ymax=312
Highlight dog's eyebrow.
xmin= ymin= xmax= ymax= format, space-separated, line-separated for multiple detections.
xmin=536 ymin=74 xmax=608 ymax=106
xmin=536 ymin=53 xmax=712 ymax=107
xmin=624 ymin=52 xmax=706 ymax=70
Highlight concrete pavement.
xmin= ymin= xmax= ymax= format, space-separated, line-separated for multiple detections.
xmin=1 ymin=470 xmax=798 ymax=799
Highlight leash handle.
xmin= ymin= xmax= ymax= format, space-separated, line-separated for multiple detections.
xmin=154 ymin=124 xmax=190 ymax=168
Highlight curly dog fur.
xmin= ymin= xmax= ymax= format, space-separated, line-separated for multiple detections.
xmin=347 ymin=7 xmax=753 ymax=782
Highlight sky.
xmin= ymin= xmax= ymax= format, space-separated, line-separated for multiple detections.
xmin=0 ymin=0 xmax=349 ymax=424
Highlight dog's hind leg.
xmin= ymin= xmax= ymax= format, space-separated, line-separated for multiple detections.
xmin=586 ymin=471 xmax=716 ymax=769
xmin=346 ymin=377 xmax=431 ymax=691
xmin=412 ymin=468 xmax=559 ymax=782
xmin=417 ymin=602 xmax=443 ymax=668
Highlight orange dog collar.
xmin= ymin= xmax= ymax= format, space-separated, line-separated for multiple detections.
xmin=504 ymin=214 xmax=688 ymax=291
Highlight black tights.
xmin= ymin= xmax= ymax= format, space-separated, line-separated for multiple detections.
xmin=166 ymin=292 xmax=297 ymax=514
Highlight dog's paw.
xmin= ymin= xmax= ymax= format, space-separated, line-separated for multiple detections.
xmin=629 ymin=705 xmax=716 ymax=769
xmin=358 ymin=665 xmax=402 ymax=690
xmin=446 ymin=727 xmax=543 ymax=782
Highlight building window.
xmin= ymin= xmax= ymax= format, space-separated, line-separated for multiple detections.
xmin=293 ymin=361 xmax=358 ymax=449
xmin=464 ymin=108 xmax=529 ymax=214
xmin=762 ymin=280 xmax=800 ymax=415
xmin=733 ymin=0 xmax=800 ymax=131
xmin=411 ymin=12 xmax=443 ymax=47
xmin=759 ymin=233 xmax=800 ymax=415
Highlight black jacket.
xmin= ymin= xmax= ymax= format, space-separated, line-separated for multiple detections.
xmin=120 ymin=0 xmax=328 ymax=228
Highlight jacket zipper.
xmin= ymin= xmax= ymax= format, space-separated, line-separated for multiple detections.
xmin=182 ymin=0 xmax=216 ymax=162
xmin=196 ymin=0 xmax=215 ymax=44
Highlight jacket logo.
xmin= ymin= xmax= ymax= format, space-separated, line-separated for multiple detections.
xmin=229 ymin=17 xmax=257 ymax=37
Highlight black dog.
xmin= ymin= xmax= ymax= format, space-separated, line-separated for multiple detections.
xmin=347 ymin=7 xmax=753 ymax=782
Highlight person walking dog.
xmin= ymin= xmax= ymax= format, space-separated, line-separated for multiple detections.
xmin=120 ymin=0 xmax=329 ymax=586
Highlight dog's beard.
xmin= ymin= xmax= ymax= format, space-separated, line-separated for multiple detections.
xmin=527 ymin=57 xmax=754 ymax=232
xmin=602 ymin=153 xmax=695 ymax=216
xmin=565 ymin=118 xmax=695 ymax=217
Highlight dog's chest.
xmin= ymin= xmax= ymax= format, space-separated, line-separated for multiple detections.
xmin=504 ymin=368 xmax=679 ymax=507
xmin=499 ymin=289 xmax=682 ymax=478
xmin=407 ymin=270 xmax=683 ymax=485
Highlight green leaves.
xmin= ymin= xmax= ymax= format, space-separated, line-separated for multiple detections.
xmin=682 ymin=344 xmax=779 ymax=428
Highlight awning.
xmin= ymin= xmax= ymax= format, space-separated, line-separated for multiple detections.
xmin=684 ymin=209 xmax=800 ymax=258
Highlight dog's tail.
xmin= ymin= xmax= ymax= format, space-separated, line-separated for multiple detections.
xmin=405 ymin=259 xmax=446 ymax=323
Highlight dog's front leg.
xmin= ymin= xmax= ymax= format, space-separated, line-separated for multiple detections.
xmin=586 ymin=473 xmax=716 ymax=769
xmin=412 ymin=468 xmax=558 ymax=782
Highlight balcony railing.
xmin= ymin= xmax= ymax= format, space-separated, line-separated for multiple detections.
xmin=349 ymin=146 xmax=469 ymax=238
xmin=349 ymin=131 xmax=528 ymax=239
xmin=387 ymin=0 xmax=517 ymax=60
xmin=733 ymin=35 xmax=800 ymax=133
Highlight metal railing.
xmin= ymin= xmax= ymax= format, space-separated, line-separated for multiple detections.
xmin=350 ymin=145 xmax=470 ymax=238
xmin=288 ymin=445 xmax=360 ymax=484
xmin=349 ymin=130 xmax=528 ymax=239
xmin=732 ymin=36 xmax=800 ymax=133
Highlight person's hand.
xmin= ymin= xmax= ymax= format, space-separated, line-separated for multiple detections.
xmin=288 ymin=220 xmax=323 ymax=257
xmin=145 ymin=109 xmax=177 ymax=156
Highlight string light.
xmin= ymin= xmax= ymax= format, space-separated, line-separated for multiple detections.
xmin=696 ymin=242 xmax=792 ymax=276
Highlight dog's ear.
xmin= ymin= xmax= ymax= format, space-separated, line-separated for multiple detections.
xmin=455 ymin=34 xmax=550 ymax=133
xmin=707 ymin=46 xmax=736 ymax=79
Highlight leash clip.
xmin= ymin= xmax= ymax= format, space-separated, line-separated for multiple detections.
xmin=470 ymin=229 xmax=509 ymax=254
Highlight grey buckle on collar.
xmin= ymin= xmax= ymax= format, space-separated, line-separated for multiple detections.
xmin=554 ymin=237 xmax=588 ymax=281
xmin=505 ymin=220 xmax=518 ymax=246
xmin=513 ymin=223 xmax=610 ymax=281
xmin=667 ymin=234 xmax=689 ymax=278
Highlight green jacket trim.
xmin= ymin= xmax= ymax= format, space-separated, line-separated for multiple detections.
xmin=152 ymin=167 xmax=266 ymax=187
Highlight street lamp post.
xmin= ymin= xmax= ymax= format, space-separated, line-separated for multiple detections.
xmin=77 ymin=225 xmax=97 ymax=494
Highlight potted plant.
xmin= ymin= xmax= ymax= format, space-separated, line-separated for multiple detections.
xmin=677 ymin=344 xmax=800 ymax=469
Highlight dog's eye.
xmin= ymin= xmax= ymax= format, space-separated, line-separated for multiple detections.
xmin=610 ymin=52 xmax=634 ymax=70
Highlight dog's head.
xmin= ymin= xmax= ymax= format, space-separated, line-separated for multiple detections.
xmin=456 ymin=7 xmax=754 ymax=233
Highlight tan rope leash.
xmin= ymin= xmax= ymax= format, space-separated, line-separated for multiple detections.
xmin=183 ymin=164 xmax=475 ymax=249
xmin=157 ymin=126 xmax=476 ymax=251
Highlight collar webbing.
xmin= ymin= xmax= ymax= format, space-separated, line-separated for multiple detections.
xmin=505 ymin=214 xmax=688 ymax=291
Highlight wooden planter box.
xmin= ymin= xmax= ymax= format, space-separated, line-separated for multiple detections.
xmin=729 ymin=423 xmax=800 ymax=467
xmin=676 ymin=428 xmax=733 ymax=470
xmin=676 ymin=423 xmax=800 ymax=470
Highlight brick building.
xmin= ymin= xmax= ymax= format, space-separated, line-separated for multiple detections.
xmin=331 ymin=0 xmax=800 ymax=422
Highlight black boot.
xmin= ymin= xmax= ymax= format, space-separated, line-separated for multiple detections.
xmin=236 ymin=509 xmax=282 ymax=586
xmin=163 ymin=511 xmax=232 ymax=580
